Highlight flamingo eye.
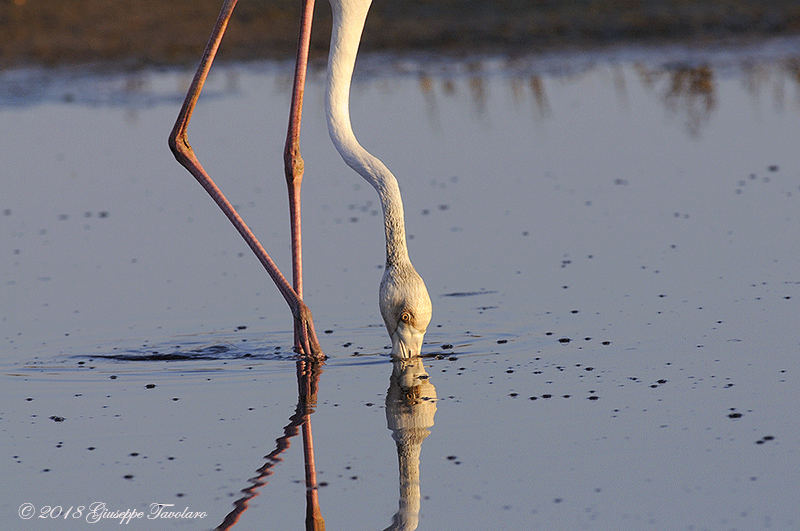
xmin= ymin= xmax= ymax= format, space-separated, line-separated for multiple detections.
xmin=400 ymin=311 xmax=412 ymax=324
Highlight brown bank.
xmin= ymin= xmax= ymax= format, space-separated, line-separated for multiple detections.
xmin=2 ymin=0 xmax=800 ymax=70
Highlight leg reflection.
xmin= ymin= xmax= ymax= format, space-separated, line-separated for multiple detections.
xmin=298 ymin=360 xmax=325 ymax=531
xmin=215 ymin=360 xmax=325 ymax=531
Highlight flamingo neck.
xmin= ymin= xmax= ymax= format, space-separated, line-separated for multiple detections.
xmin=325 ymin=0 xmax=410 ymax=267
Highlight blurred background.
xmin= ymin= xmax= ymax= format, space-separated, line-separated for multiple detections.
xmin=2 ymin=0 xmax=800 ymax=69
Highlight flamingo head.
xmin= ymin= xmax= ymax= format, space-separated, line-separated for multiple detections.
xmin=379 ymin=261 xmax=432 ymax=358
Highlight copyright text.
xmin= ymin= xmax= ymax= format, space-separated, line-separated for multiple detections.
xmin=18 ymin=502 xmax=208 ymax=524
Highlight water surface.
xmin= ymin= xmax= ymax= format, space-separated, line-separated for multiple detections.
xmin=2 ymin=40 xmax=800 ymax=529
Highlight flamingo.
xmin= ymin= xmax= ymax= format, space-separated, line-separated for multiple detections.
xmin=325 ymin=0 xmax=432 ymax=357
xmin=168 ymin=0 xmax=431 ymax=360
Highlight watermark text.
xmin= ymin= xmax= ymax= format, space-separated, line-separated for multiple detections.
xmin=18 ymin=502 xmax=207 ymax=524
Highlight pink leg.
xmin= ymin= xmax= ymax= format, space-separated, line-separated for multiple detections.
xmin=284 ymin=0 xmax=317 ymax=354
xmin=168 ymin=0 xmax=323 ymax=359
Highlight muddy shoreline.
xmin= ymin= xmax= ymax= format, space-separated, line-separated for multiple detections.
xmin=2 ymin=0 xmax=800 ymax=71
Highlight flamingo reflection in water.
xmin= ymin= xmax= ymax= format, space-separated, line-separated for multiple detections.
xmin=214 ymin=360 xmax=325 ymax=531
xmin=169 ymin=0 xmax=431 ymax=359
xmin=383 ymin=358 xmax=437 ymax=530
xmin=214 ymin=358 xmax=436 ymax=531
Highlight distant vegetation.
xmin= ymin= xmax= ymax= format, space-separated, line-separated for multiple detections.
xmin=2 ymin=0 xmax=799 ymax=69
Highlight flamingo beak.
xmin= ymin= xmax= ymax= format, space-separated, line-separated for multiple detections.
xmin=390 ymin=320 xmax=426 ymax=358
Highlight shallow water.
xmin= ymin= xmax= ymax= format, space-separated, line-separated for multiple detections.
xmin=2 ymin=39 xmax=800 ymax=530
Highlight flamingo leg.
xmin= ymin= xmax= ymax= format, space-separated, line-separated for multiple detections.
xmin=168 ymin=0 xmax=323 ymax=359
xmin=284 ymin=0 xmax=317 ymax=354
